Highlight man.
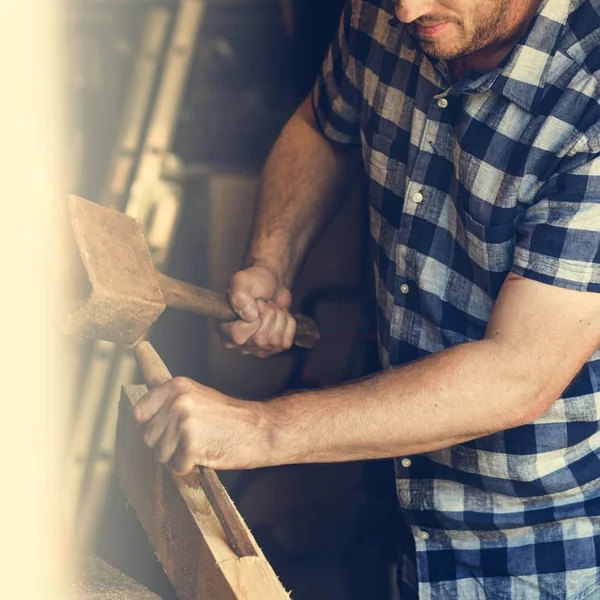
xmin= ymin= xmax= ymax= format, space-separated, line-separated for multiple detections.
xmin=134 ymin=0 xmax=600 ymax=597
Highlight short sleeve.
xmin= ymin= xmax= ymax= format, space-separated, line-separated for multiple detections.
xmin=311 ymin=1 xmax=361 ymax=146
xmin=512 ymin=151 xmax=600 ymax=292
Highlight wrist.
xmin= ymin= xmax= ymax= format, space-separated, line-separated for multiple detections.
xmin=258 ymin=395 xmax=304 ymax=467
xmin=243 ymin=239 xmax=293 ymax=287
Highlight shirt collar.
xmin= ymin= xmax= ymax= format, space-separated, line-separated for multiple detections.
xmin=487 ymin=0 xmax=571 ymax=115
xmin=392 ymin=0 xmax=573 ymax=115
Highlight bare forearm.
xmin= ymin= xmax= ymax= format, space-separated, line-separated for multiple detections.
xmin=246 ymin=97 xmax=361 ymax=287
xmin=264 ymin=340 xmax=548 ymax=465
xmin=137 ymin=274 xmax=600 ymax=473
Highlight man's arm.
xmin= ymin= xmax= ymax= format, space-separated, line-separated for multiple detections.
xmin=265 ymin=274 xmax=600 ymax=463
xmin=220 ymin=96 xmax=361 ymax=353
xmin=221 ymin=0 xmax=361 ymax=354
xmin=246 ymin=95 xmax=361 ymax=289
xmin=133 ymin=273 xmax=600 ymax=472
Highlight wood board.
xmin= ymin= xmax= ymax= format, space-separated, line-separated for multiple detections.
xmin=115 ymin=385 xmax=291 ymax=600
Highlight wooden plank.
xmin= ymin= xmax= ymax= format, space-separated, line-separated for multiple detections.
xmin=115 ymin=385 xmax=291 ymax=600
xmin=71 ymin=554 xmax=162 ymax=600
xmin=133 ymin=341 xmax=258 ymax=559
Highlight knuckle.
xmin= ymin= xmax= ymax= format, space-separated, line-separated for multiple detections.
xmin=230 ymin=270 xmax=248 ymax=286
xmin=172 ymin=394 xmax=195 ymax=416
xmin=170 ymin=377 xmax=189 ymax=394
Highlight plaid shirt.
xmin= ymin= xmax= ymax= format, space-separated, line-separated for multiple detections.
xmin=313 ymin=0 xmax=600 ymax=598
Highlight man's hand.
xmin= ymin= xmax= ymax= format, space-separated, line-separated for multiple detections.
xmin=132 ymin=376 xmax=270 ymax=474
xmin=219 ymin=264 xmax=297 ymax=357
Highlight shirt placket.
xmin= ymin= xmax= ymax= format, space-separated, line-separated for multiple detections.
xmin=392 ymin=89 xmax=452 ymax=348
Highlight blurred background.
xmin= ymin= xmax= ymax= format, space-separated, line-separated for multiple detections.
xmin=64 ymin=1 xmax=400 ymax=598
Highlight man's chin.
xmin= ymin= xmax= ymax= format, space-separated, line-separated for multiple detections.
xmin=413 ymin=38 xmax=464 ymax=61
xmin=416 ymin=41 xmax=451 ymax=60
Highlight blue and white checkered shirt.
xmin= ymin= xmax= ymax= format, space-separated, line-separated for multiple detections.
xmin=313 ymin=0 xmax=600 ymax=597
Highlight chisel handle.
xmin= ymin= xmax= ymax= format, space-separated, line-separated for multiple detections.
xmin=157 ymin=272 xmax=319 ymax=349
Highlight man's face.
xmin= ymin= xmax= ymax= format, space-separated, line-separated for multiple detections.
xmin=396 ymin=0 xmax=524 ymax=61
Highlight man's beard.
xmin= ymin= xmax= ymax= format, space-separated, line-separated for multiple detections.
xmin=409 ymin=4 xmax=505 ymax=61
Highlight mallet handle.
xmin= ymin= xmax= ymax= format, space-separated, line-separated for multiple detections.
xmin=157 ymin=272 xmax=319 ymax=349
xmin=134 ymin=341 xmax=258 ymax=559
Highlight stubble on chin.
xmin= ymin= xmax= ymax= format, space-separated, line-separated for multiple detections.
xmin=409 ymin=28 xmax=468 ymax=61
xmin=408 ymin=1 xmax=508 ymax=62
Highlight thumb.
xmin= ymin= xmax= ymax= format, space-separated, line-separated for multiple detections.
xmin=227 ymin=270 xmax=266 ymax=322
xmin=230 ymin=290 xmax=260 ymax=322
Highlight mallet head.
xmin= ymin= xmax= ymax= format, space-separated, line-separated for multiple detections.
xmin=65 ymin=195 xmax=166 ymax=344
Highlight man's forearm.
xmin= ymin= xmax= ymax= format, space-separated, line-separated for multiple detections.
xmin=264 ymin=340 xmax=549 ymax=465
xmin=246 ymin=97 xmax=361 ymax=287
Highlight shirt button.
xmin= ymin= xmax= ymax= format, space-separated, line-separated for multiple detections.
xmin=401 ymin=458 xmax=412 ymax=468
xmin=418 ymin=530 xmax=430 ymax=540
xmin=412 ymin=192 xmax=424 ymax=204
xmin=400 ymin=284 xmax=410 ymax=295
xmin=438 ymin=98 xmax=448 ymax=108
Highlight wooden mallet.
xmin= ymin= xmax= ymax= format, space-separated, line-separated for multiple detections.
xmin=65 ymin=195 xmax=319 ymax=347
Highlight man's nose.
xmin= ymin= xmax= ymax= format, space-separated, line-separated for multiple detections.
xmin=395 ymin=0 xmax=434 ymax=23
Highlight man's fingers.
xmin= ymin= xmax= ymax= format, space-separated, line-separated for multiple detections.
xmin=230 ymin=290 xmax=260 ymax=322
xmin=141 ymin=404 xmax=171 ymax=449
xmin=229 ymin=319 xmax=262 ymax=346
xmin=219 ymin=267 xmax=295 ymax=356
xmin=270 ymin=307 xmax=288 ymax=348
xmin=133 ymin=384 xmax=171 ymax=423
xmin=250 ymin=304 xmax=277 ymax=348
xmin=228 ymin=271 xmax=264 ymax=322
xmin=217 ymin=297 xmax=295 ymax=356
xmin=155 ymin=419 xmax=180 ymax=465
xmin=216 ymin=321 xmax=235 ymax=348
xmin=170 ymin=436 xmax=198 ymax=476
xmin=228 ymin=266 xmax=285 ymax=322
xmin=282 ymin=314 xmax=297 ymax=350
